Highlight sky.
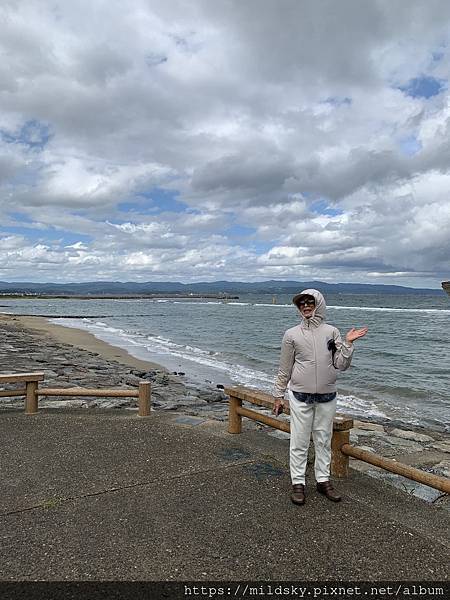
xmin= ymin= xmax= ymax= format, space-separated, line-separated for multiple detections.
xmin=0 ymin=0 xmax=449 ymax=288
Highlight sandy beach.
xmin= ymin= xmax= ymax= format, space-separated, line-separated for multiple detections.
xmin=11 ymin=314 xmax=166 ymax=373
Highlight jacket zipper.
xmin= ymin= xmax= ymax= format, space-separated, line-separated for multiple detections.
xmin=311 ymin=324 xmax=318 ymax=393
xmin=305 ymin=318 xmax=318 ymax=394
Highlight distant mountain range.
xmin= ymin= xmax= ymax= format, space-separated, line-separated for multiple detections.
xmin=0 ymin=280 xmax=443 ymax=295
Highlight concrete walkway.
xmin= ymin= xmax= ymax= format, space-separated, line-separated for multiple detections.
xmin=1 ymin=409 xmax=449 ymax=583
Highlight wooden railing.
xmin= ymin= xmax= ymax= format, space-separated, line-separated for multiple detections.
xmin=225 ymin=385 xmax=450 ymax=495
xmin=0 ymin=372 xmax=151 ymax=416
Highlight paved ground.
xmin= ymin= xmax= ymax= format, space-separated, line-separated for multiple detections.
xmin=1 ymin=408 xmax=449 ymax=585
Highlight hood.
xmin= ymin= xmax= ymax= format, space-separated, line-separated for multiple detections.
xmin=295 ymin=288 xmax=326 ymax=327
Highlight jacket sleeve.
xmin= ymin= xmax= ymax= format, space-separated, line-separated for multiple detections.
xmin=273 ymin=331 xmax=295 ymax=398
xmin=333 ymin=328 xmax=354 ymax=371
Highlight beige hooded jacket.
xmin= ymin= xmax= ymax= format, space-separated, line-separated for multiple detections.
xmin=273 ymin=289 xmax=354 ymax=398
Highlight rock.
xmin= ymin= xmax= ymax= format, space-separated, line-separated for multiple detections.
xmin=120 ymin=375 xmax=142 ymax=386
xmin=353 ymin=420 xmax=385 ymax=432
xmin=352 ymin=428 xmax=384 ymax=437
xmin=39 ymin=399 xmax=86 ymax=409
xmin=202 ymin=391 xmax=228 ymax=403
xmin=431 ymin=459 xmax=450 ymax=478
xmin=140 ymin=371 xmax=156 ymax=381
xmin=131 ymin=369 xmax=147 ymax=377
xmin=389 ymin=428 xmax=434 ymax=443
xmin=366 ymin=471 xmax=444 ymax=503
xmin=356 ymin=445 xmax=376 ymax=453
xmin=97 ymin=399 xmax=130 ymax=409
xmin=175 ymin=395 xmax=198 ymax=404
xmin=382 ymin=436 xmax=424 ymax=452
xmin=216 ymin=384 xmax=224 ymax=389
xmin=431 ymin=441 xmax=450 ymax=454
xmin=155 ymin=373 xmax=170 ymax=386
xmin=160 ymin=402 xmax=179 ymax=411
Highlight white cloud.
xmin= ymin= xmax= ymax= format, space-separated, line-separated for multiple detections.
xmin=0 ymin=0 xmax=449 ymax=287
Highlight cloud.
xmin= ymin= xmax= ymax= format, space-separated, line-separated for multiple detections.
xmin=0 ymin=0 xmax=449 ymax=287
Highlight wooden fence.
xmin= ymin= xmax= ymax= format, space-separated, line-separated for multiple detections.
xmin=225 ymin=385 xmax=450 ymax=495
xmin=0 ymin=372 xmax=151 ymax=416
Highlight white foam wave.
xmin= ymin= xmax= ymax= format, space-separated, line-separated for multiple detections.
xmin=228 ymin=302 xmax=250 ymax=306
xmin=337 ymin=394 xmax=388 ymax=419
xmin=172 ymin=301 xmax=221 ymax=305
xmin=328 ymin=305 xmax=450 ymax=314
xmin=52 ymin=318 xmax=273 ymax=388
xmin=256 ymin=303 xmax=291 ymax=307
xmin=48 ymin=317 xmax=430 ymax=425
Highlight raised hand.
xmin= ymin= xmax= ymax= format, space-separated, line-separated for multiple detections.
xmin=345 ymin=326 xmax=368 ymax=344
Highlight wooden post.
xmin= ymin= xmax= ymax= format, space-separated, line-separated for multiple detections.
xmin=25 ymin=380 xmax=39 ymax=415
xmin=228 ymin=396 xmax=242 ymax=433
xmin=138 ymin=381 xmax=151 ymax=416
xmin=331 ymin=416 xmax=354 ymax=477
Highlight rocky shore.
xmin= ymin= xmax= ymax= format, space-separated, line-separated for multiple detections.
xmin=1 ymin=313 xmax=449 ymax=506
xmin=0 ymin=315 xmax=229 ymax=417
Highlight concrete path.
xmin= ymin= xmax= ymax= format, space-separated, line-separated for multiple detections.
xmin=1 ymin=409 xmax=449 ymax=583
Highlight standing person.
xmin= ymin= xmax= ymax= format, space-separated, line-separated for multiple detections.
xmin=273 ymin=289 xmax=368 ymax=505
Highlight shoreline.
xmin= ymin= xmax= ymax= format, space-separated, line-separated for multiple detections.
xmin=10 ymin=315 xmax=443 ymax=433
xmin=2 ymin=299 xmax=448 ymax=434
xmin=0 ymin=313 xmax=229 ymax=417
xmin=0 ymin=313 xmax=446 ymax=430
xmin=0 ymin=313 xmax=449 ymax=504
xmin=9 ymin=314 xmax=167 ymax=373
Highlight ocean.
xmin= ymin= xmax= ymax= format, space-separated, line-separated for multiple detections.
xmin=1 ymin=292 xmax=449 ymax=432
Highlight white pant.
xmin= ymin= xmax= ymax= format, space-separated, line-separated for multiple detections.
xmin=288 ymin=390 xmax=337 ymax=485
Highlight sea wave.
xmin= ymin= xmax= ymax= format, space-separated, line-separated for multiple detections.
xmin=52 ymin=317 xmax=274 ymax=388
xmin=140 ymin=300 xmax=450 ymax=313
xmin=328 ymin=305 xmax=450 ymax=314
xmin=228 ymin=302 xmax=251 ymax=306
xmin=49 ymin=316 xmax=446 ymax=428
xmin=337 ymin=394 xmax=388 ymax=420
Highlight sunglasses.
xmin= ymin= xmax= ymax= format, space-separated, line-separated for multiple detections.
xmin=298 ymin=299 xmax=315 ymax=307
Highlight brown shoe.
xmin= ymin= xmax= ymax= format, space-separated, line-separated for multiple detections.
xmin=291 ymin=484 xmax=306 ymax=505
xmin=316 ymin=481 xmax=341 ymax=502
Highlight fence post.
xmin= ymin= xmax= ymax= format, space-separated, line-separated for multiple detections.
xmin=138 ymin=381 xmax=151 ymax=416
xmin=228 ymin=395 xmax=242 ymax=433
xmin=331 ymin=416 xmax=354 ymax=477
xmin=25 ymin=380 xmax=39 ymax=415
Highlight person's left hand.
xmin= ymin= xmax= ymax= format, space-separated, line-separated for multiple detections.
xmin=345 ymin=326 xmax=368 ymax=344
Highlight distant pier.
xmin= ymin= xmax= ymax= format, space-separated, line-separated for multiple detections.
xmin=0 ymin=293 xmax=239 ymax=300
